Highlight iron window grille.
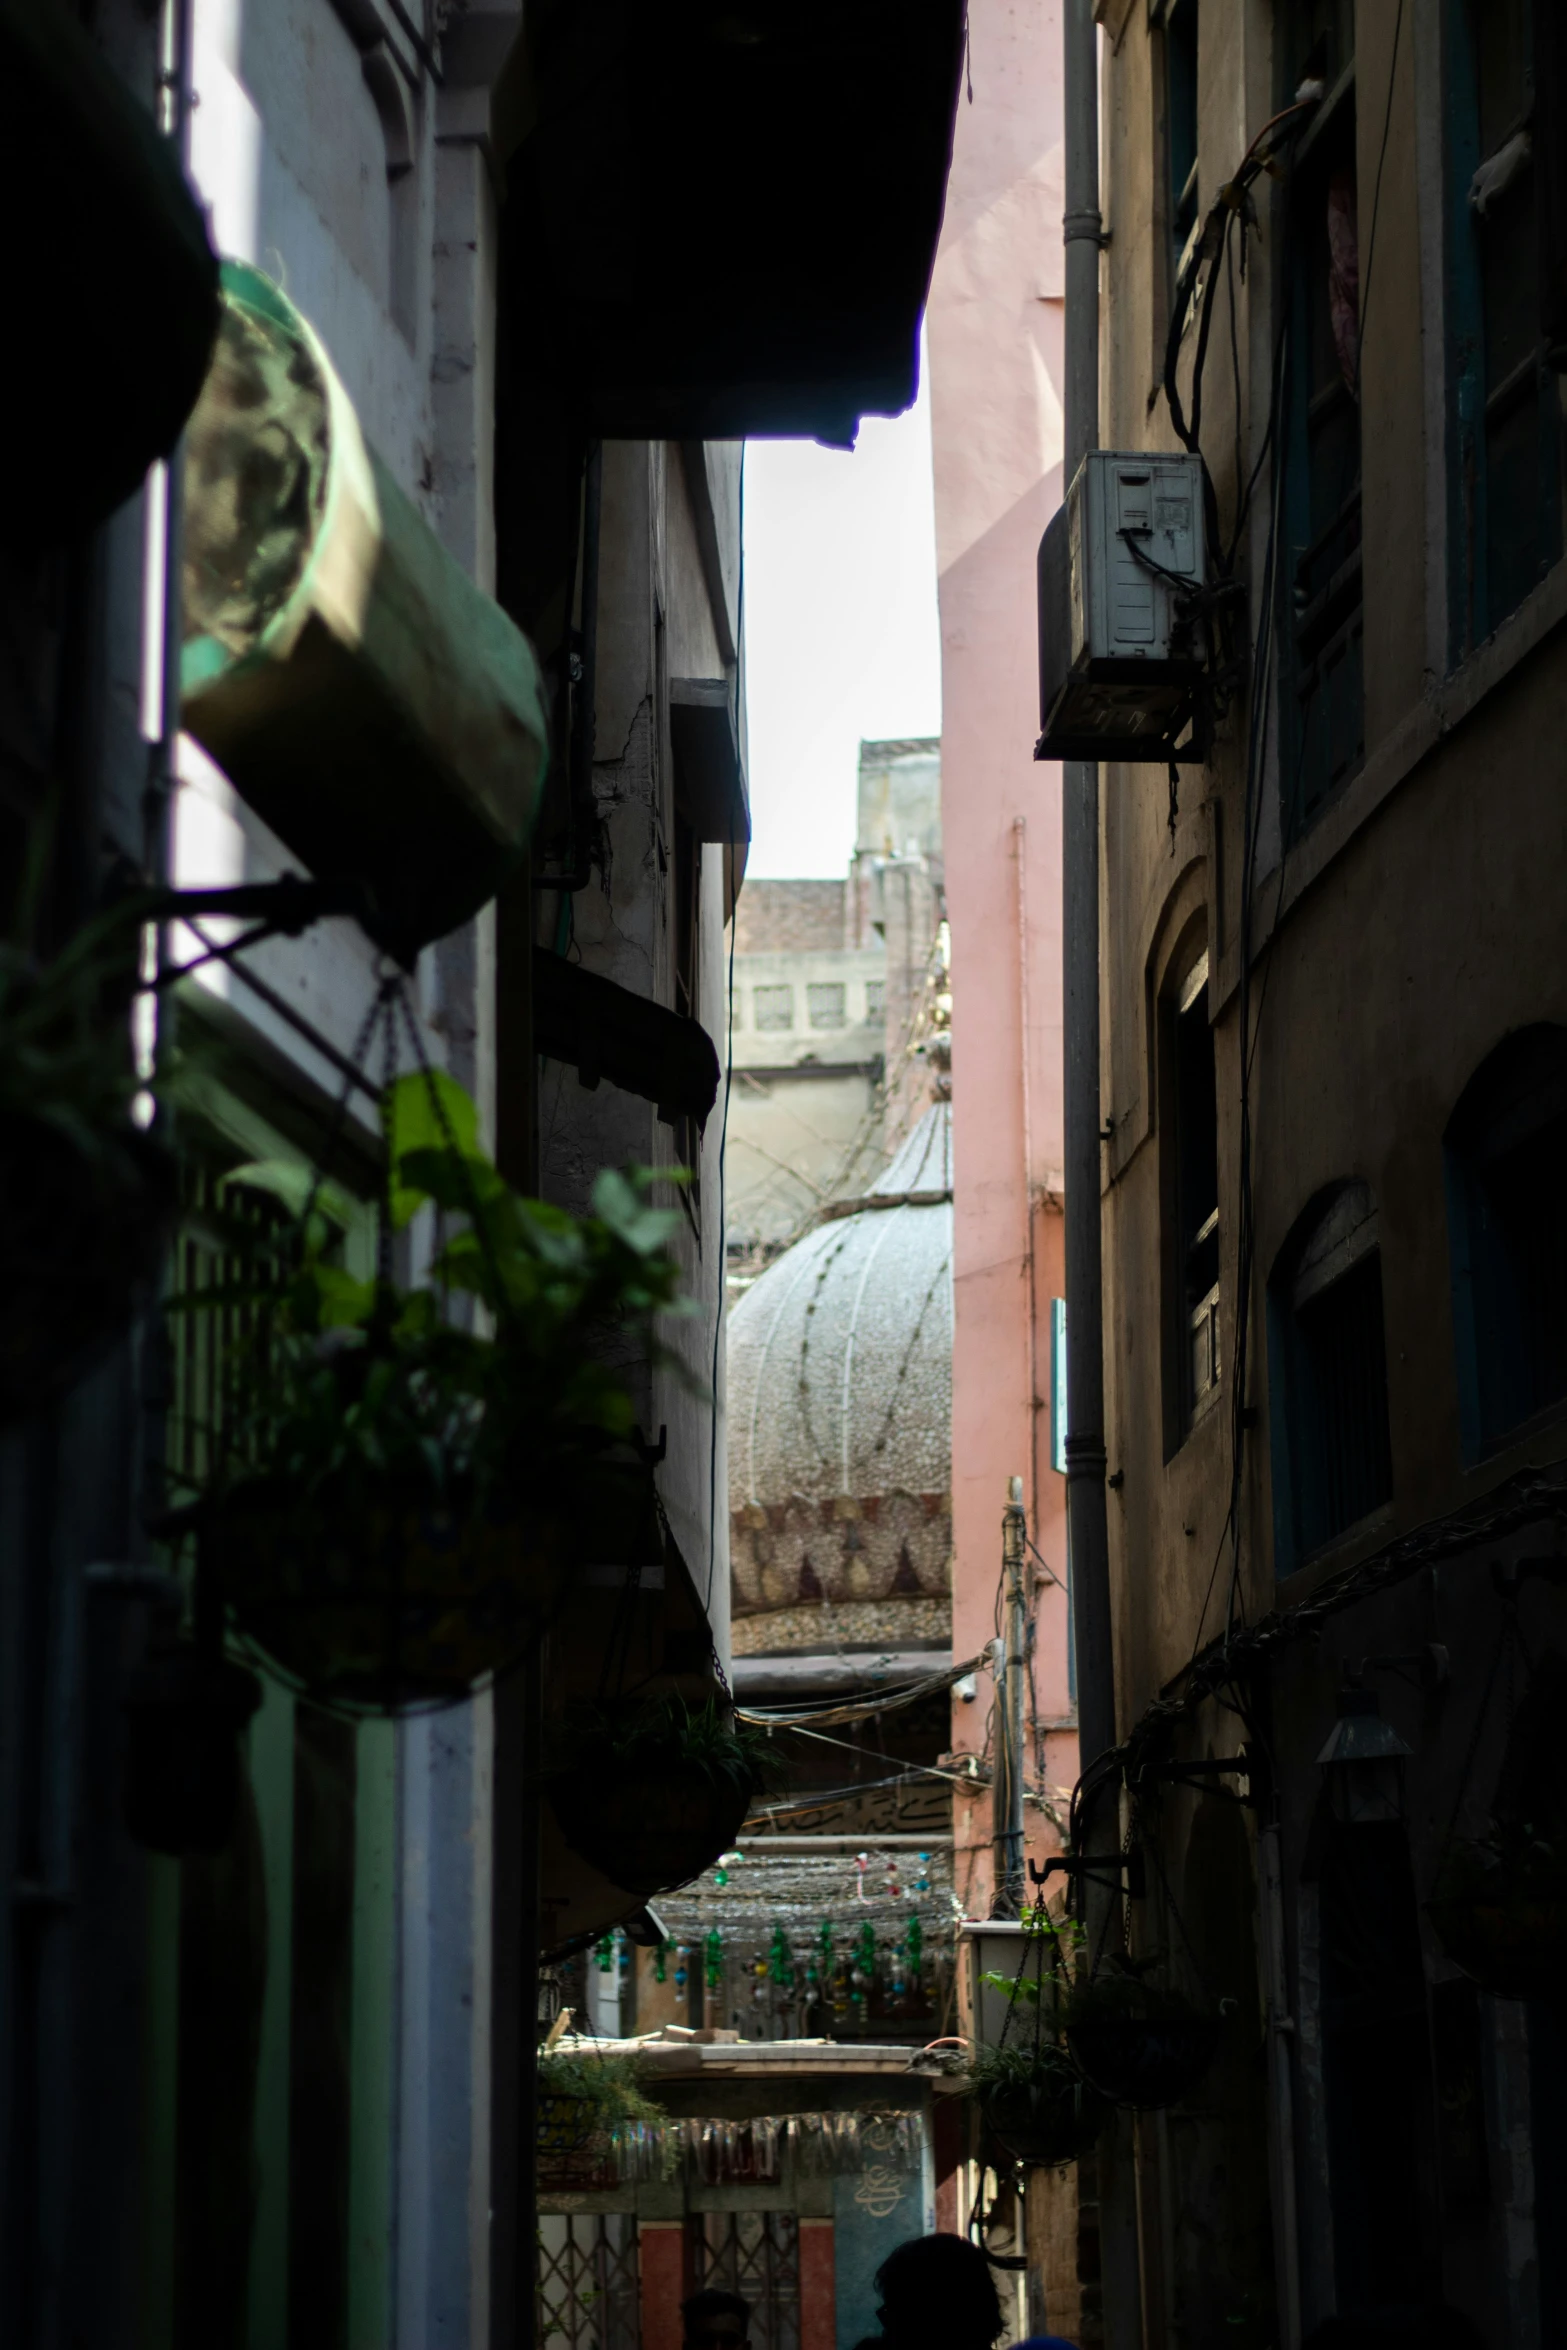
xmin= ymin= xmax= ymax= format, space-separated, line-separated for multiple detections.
xmin=537 ymin=2214 xmax=642 ymax=2350
xmin=690 ymin=2212 xmax=800 ymax=2350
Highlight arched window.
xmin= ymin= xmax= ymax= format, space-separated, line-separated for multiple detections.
xmin=1444 ymin=1024 xmax=1567 ymax=1458
xmin=1268 ymin=1182 xmax=1393 ymax=1570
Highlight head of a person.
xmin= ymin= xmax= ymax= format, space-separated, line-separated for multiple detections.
xmin=682 ymin=2288 xmax=752 ymax=2350
xmin=873 ymin=2235 xmax=1005 ymax=2350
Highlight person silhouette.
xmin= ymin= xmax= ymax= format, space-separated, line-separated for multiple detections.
xmin=853 ymin=2234 xmax=1005 ymax=2350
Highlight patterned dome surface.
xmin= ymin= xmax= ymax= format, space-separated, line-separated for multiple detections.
xmin=728 ymin=1104 xmax=953 ymax=1625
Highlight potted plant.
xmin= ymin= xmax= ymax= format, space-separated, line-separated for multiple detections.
xmin=548 ymin=1696 xmax=776 ymax=1895
xmin=970 ymin=2038 xmax=1101 ymax=2169
xmin=0 ymin=897 xmax=173 ymax=1424
xmin=185 ymin=1070 xmax=688 ymax=1710
xmin=1427 ymin=1824 xmax=1567 ymax=2002
xmin=536 ymin=2047 xmax=667 ymax=2153
xmin=1064 ymin=1957 xmax=1220 ymax=2110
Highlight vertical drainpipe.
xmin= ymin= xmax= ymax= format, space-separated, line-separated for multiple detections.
xmin=1061 ymin=4 xmax=1143 ymax=2341
xmin=993 ymin=1478 xmax=1029 ymax=1916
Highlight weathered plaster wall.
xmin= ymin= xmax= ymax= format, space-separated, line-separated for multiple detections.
xmin=1098 ymin=5 xmax=1567 ymax=2337
xmin=926 ymin=0 xmax=1074 ymax=1914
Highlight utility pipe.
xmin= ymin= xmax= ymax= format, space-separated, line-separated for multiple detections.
xmin=1061 ymin=7 xmax=1143 ymax=2341
xmin=1061 ymin=0 xmax=1114 ymax=1831
xmin=992 ymin=1477 xmax=1029 ymax=1915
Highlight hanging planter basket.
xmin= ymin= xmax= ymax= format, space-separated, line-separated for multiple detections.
xmin=1428 ymin=1838 xmax=1567 ymax=2003
xmin=0 ymin=1110 xmax=173 ymax=1425
xmin=200 ymin=1473 xmax=575 ymax=1712
xmin=536 ymin=2050 xmax=667 ymax=2188
xmin=1065 ymin=1968 xmax=1221 ymax=2111
xmin=976 ymin=2050 xmax=1102 ymax=2169
xmin=176 ymin=1038 xmax=691 ymax=1714
xmin=548 ymin=1700 xmax=770 ymax=1895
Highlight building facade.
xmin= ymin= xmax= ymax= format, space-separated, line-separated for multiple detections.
xmin=926 ymin=0 xmax=1077 ymax=1938
xmin=1078 ymin=2 xmax=1567 ymax=2343
xmin=0 ymin=5 xmax=965 ymax=2346
xmin=727 ymin=739 xmax=945 ymax=1289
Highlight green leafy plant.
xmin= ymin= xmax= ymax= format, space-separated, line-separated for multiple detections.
xmin=537 ymin=2049 xmax=667 ymax=2133
xmin=968 ymin=2038 xmax=1100 ymax=2169
xmin=969 ymin=2038 xmax=1077 ymax=2096
xmin=563 ymin=1695 xmax=779 ymax=1797
xmin=1063 ymin=1954 xmax=1220 ymax=2111
xmin=183 ymin=1071 xmax=694 ymax=1705
xmin=207 ymin=1070 xmax=691 ymax=1512
xmin=548 ymin=1697 xmax=778 ymax=1896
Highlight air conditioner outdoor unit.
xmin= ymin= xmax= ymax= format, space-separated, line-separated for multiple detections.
xmin=1035 ymin=449 xmax=1207 ymax=764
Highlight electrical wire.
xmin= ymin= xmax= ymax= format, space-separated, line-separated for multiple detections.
xmin=1353 ymin=0 xmax=1406 ymax=403
xmin=735 ymin=1653 xmax=985 ymax=1729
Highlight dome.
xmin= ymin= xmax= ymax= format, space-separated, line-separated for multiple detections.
xmin=727 ymin=1102 xmax=953 ymax=1638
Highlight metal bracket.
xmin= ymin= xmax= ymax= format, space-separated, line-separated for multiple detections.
xmin=1145 ymin=1754 xmax=1255 ymax=1804
xmin=1031 ymin=1850 xmax=1146 ymax=1899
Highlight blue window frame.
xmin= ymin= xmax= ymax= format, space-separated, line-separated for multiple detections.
xmin=1268 ymin=1183 xmax=1393 ymax=1572
xmin=1444 ymin=1024 xmax=1567 ymax=1459
xmin=1444 ymin=0 xmax=1563 ymax=659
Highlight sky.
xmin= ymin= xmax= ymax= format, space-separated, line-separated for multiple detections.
xmin=740 ymin=357 xmax=942 ymax=879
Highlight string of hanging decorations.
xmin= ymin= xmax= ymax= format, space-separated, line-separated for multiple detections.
xmin=586 ymin=1842 xmax=960 ymax=2036
xmin=610 ymin=2108 xmax=925 ymax=2186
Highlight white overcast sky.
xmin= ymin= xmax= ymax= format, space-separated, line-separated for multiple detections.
xmin=741 ymin=355 xmax=942 ymax=879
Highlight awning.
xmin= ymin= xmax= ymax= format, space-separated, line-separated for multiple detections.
xmin=2 ymin=0 xmax=218 ymax=546
xmin=532 ymin=949 xmax=721 ymax=1129
xmin=496 ymin=0 xmax=965 ymax=445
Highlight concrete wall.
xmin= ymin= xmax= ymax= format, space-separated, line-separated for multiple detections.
xmin=1096 ymin=5 xmax=1567 ymax=2338
xmin=926 ymin=0 xmax=1074 ymax=1919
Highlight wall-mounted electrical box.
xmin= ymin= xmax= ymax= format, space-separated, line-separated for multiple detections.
xmin=1035 ymin=449 xmax=1207 ymax=764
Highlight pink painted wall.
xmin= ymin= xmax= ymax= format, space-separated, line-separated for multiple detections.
xmin=926 ymin=0 xmax=1075 ymax=1917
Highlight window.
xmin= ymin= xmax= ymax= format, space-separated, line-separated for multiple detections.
xmin=1269 ymin=1182 xmax=1393 ymax=1568
xmin=1154 ymin=0 xmax=1200 ymax=293
xmin=1444 ymin=1023 xmax=1567 ymax=1457
xmin=807 ymin=981 xmax=846 ymax=1030
xmin=864 ymin=979 xmax=886 ymax=1023
xmin=1161 ymin=940 xmax=1219 ymax=1449
xmin=1280 ymin=31 xmax=1364 ymax=833
xmin=1446 ymin=0 xmax=1563 ymax=657
xmin=752 ymin=985 xmax=793 ymax=1032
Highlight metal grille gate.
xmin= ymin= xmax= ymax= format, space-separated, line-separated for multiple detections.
xmin=691 ymin=2213 xmax=801 ymax=2350
xmin=538 ymin=2214 xmax=642 ymax=2350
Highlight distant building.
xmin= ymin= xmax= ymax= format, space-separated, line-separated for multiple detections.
xmin=728 ymin=740 xmax=945 ymax=1293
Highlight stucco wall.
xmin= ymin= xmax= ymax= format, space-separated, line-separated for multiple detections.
xmin=1095 ymin=6 xmax=1567 ymax=2336
xmin=926 ymin=0 xmax=1074 ymax=1913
